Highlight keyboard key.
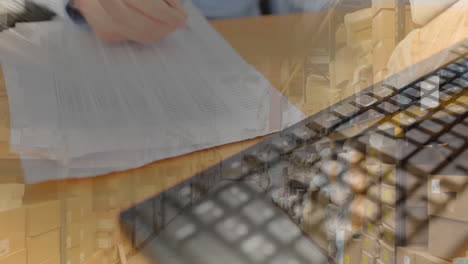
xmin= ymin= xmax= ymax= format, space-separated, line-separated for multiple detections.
xmin=291 ymin=126 xmax=317 ymax=141
xmin=448 ymin=64 xmax=466 ymax=73
xmin=403 ymin=87 xmax=420 ymax=98
xmin=447 ymin=103 xmax=466 ymax=114
xmin=312 ymin=112 xmax=341 ymax=130
xmin=355 ymin=94 xmax=378 ymax=107
xmin=174 ymin=222 xmax=196 ymax=241
xmin=271 ymin=135 xmax=297 ymax=154
xmin=418 ymin=120 xmax=445 ymax=134
xmin=417 ymin=81 xmax=437 ymax=92
xmin=194 ymin=200 xmax=224 ymax=223
xmin=409 ymin=145 xmax=452 ymax=173
xmin=406 ymin=128 xmax=431 ymax=144
xmin=216 ymin=216 xmax=249 ymax=242
xmin=392 ymin=113 xmax=417 ymax=127
xmin=267 ymin=217 xmax=302 ymax=243
xmin=294 ymin=238 xmax=328 ymax=263
xmin=405 ymin=105 xmax=428 ymax=118
xmin=246 ymin=148 xmax=280 ymax=165
xmin=438 ymin=69 xmax=456 ymax=79
xmin=242 ymin=200 xmax=275 ymax=225
xmin=438 ymin=134 xmax=465 ymax=150
xmin=391 ymin=94 xmax=412 ymax=107
xmin=432 ymin=110 xmax=457 ymax=124
xmin=441 ymin=84 xmax=463 ymax=94
xmin=378 ymin=101 xmax=400 ymax=113
xmin=458 ymin=58 xmax=468 ymax=67
xmin=372 ymin=85 xmax=394 ymax=98
xmin=451 ymin=123 xmax=468 ymax=136
xmin=454 ymin=78 xmax=468 ymax=87
xmin=435 ymin=91 xmax=453 ymax=101
xmin=219 ymin=186 xmax=250 ymax=208
xmin=427 ymin=75 xmax=445 ymax=85
xmin=334 ymin=103 xmax=360 ymax=117
xmin=241 ymin=234 xmax=276 ymax=262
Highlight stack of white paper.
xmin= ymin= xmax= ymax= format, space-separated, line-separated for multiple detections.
xmin=0 ymin=0 xmax=304 ymax=183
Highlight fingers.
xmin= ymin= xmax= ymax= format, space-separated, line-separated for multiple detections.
xmin=122 ymin=0 xmax=187 ymax=28
xmin=164 ymin=0 xmax=185 ymax=14
xmin=76 ymin=0 xmax=188 ymax=44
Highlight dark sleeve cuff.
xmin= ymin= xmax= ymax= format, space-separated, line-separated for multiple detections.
xmin=66 ymin=1 xmax=87 ymax=24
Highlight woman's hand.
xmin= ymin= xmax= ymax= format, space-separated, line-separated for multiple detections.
xmin=73 ymin=0 xmax=188 ymax=43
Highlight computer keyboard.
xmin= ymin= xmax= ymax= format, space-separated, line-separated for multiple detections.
xmin=120 ymin=42 xmax=467 ymax=263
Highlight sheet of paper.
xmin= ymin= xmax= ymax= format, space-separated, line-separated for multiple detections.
xmin=0 ymin=0 xmax=304 ymax=183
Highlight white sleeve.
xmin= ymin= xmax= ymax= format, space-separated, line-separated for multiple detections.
xmin=28 ymin=0 xmax=68 ymax=18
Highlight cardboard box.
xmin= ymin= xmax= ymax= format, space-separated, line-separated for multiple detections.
xmin=27 ymin=229 xmax=60 ymax=264
xmin=24 ymin=182 xmax=59 ymax=202
xmin=429 ymin=216 xmax=468 ymax=260
xmin=348 ymin=28 xmax=372 ymax=48
xmin=372 ymin=0 xmax=396 ymax=15
xmin=380 ymin=184 xmax=396 ymax=206
xmin=364 ymin=199 xmax=381 ymax=222
xmin=397 ymin=246 xmax=425 ymax=264
xmin=64 ymin=197 xmax=86 ymax=224
xmin=428 ymin=174 xmax=468 ymax=222
xmin=0 ymin=200 xmax=22 ymax=214
xmin=397 ymin=247 xmax=453 ymax=264
xmin=372 ymin=9 xmax=396 ymax=45
xmin=335 ymin=46 xmax=355 ymax=86
xmin=345 ymin=8 xmax=373 ymax=32
xmin=96 ymin=210 xmax=119 ymax=232
xmin=65 ymin=247 xmax=82 ymax=264
xmin=364 ymin=219 xmax=381 ymax=239
xmin=26 ymin=200 xmax=61 ymax=237
xmin=405 ymin=206 xmax=428 ymax=246
xmin=401 ymin=171 xmax=428 ymax=207
xmin=363 ymin=233 xmax=380 ymax=256
xmin=367 ymin=184 xmax=381 ymax=203
xmin=40 ymin=255 xmax=61 ymax=264
xmin=93 ymin=194 xmax=121 ymax=211
xmin=381 ymin=223 xmax=395 ymax=247
xmin=415 ymin=251 xmax=452 ymax=264
xmin=64 ymin=222 xmax=82 ymax=249
xmin=382 ymin=204 xmax=395 ymax=229
xmin=303 ymin=202 xmax=328 ymax=250
xmin=361 ymin=250 xmax=377 ymax=264
xmin=335 ymin=24 xmax=347 ymax=49
xmin=0 ymin=184 xmax=24 ymax=201
xmin=343 ymin=235 xmax=362 ymax=264
xmin=373 ymin=39 xmax=396 ymax=74
xmin=380 ymin=240 xmax=395 ymax=264
xmin=96 ymin=232 xmax=116 ymax=250
xmin=374 ymin=69 xmax=388 ymax=83
xmin=0 ymin=250 xmax=26 ymax=264
xmin=0 ymin=207 xmax=25 ymax=258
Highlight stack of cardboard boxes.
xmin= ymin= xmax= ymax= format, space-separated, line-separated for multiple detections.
xmin=60 ymin=181 xmax=94 ymax=264
xmin=93 ymin=176 xmax=128 ymax=264
xmin=25 ymin=198 xmax=62 ymax=264
xmin=372 ymin=0 xmax=417 ymax=83
xmin=0 ymin=198 xmax=26 ymax=264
